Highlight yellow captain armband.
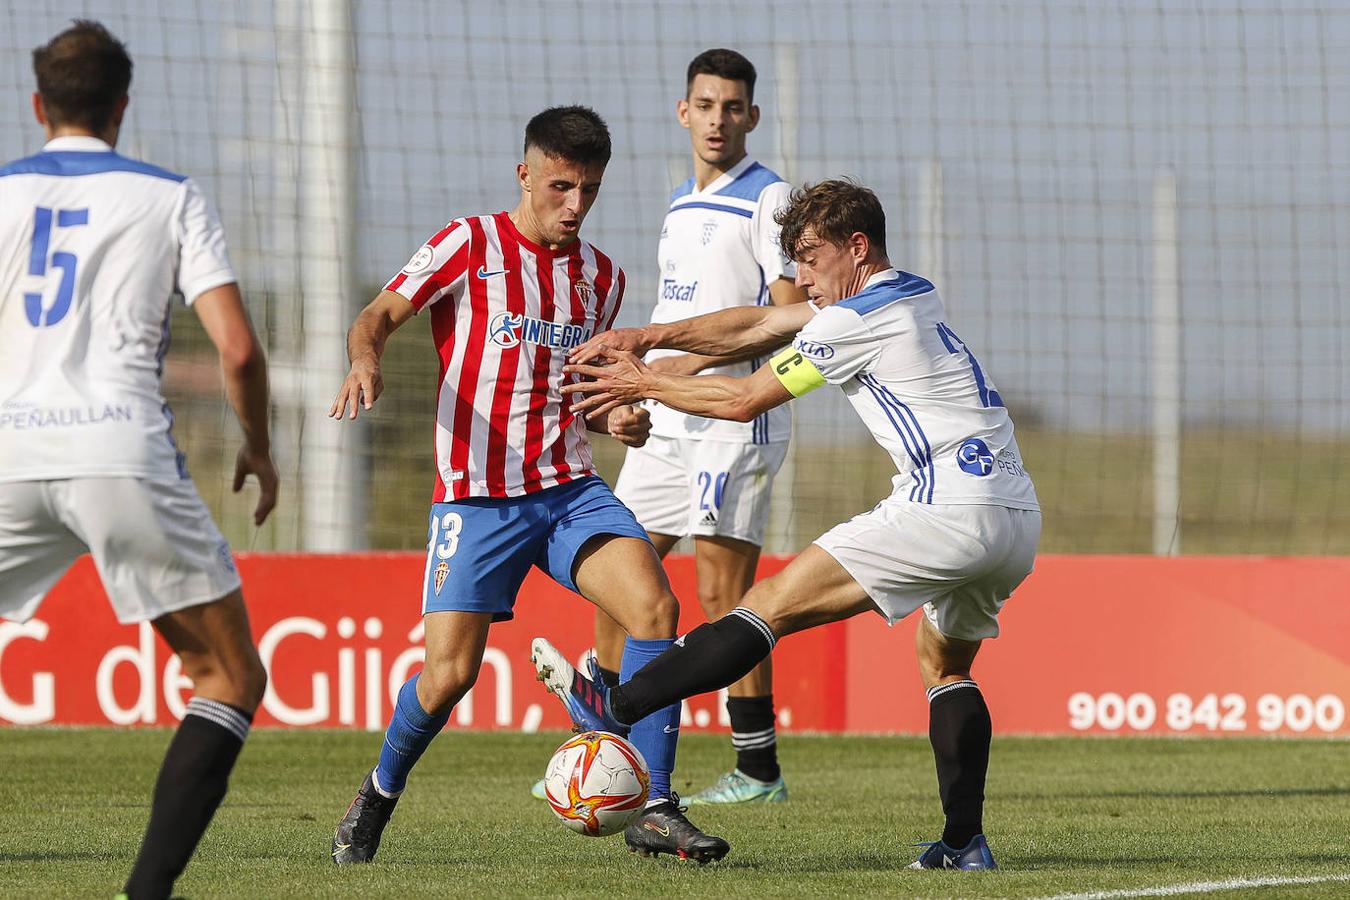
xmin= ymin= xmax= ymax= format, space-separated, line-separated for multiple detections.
xmin=769 ymin=346 xmax=827 ymax=397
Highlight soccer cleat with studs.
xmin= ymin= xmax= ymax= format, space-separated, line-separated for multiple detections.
xmin=908 ymin=833 xmax=998 ymax=870
xmin=530 ymin=637 xmax=628 ymax=736
xmin=687 ymin=768 xmax=789 ymax=805
xmin=331 ymin=770 xmax=399 ymax=864
xmin=624 ymin=795 xmax=730 ymax=864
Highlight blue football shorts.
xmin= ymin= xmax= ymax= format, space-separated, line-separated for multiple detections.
xmin=419 ymin=475 xmax=649 ymax=620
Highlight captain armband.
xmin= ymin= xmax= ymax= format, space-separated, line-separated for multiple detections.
xmin=769 ymin=346 xmax=827 ymax=397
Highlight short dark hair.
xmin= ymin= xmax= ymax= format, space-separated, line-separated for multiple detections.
xmin=32 ymin=20 xmax=133 ymax=133
xmin=686 ymin=48 xmax=757 ymax=103
xmin=776 ymin=179 xmax=888 ymax=261
xmin=523 ymin=106 xmax=612 ymax=167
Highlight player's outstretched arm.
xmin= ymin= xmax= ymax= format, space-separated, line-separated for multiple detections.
xmin=194 ymin=283 xmax=279 ymax=525
xmin=566 ymin=348 xmax=791 ymax=424
xmin=568 ymin=301 xmax=815 ymax=367
xmin=640 ymin=276 xmax=813 ymax=376
xmin=330 ymin=290 xmax=416 ymax=420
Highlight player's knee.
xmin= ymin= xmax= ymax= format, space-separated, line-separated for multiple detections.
xmin=738 ymin=577 xmax=791 ymax=631
xmin=418 ymin=656 xmax=481 ymax=713
xmin=624 ymin=589 xmax=679 ymax=639
xmin=236 ymin=647 xmax=268 ymax=712
xmin=696 ymin=581 xmax=738 ymax=618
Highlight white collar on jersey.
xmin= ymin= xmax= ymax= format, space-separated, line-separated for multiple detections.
xmin=691 ymin=155 xmax=758 ymax=196
xmin=863 ymin=268 xmax=902 ymax=290
xmin=43 ymin=135 xmax=113 ymax=152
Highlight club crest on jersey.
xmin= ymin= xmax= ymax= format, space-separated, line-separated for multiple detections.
xmin=701 ymin=220 xmax=719 ymax=245
xmin=573 ymin=279 xmax=595 ymax=303
xmin=956 ymin=438 xmax=995 ymax=476
xmin=433 ymin=561 xmax=450 ymax=595
xmin=402 ymin=244 xmax=435 ymax=275
xmin=488 ymin=310 xmax=596 ymax=350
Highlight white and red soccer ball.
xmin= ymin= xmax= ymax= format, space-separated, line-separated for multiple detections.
xmin=543 ymin=731 xmax=649 ymax=837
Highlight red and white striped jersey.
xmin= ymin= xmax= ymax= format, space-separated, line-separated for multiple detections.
xmin=385 ymin=211 xmax=626 ymax=501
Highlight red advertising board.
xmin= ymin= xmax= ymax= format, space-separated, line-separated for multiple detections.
xmin=1 ymin=554 xmax=1346 ymax=737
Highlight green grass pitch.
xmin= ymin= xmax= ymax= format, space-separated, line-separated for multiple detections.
xmin=3 ymin=729 xmax=1347 ymax=898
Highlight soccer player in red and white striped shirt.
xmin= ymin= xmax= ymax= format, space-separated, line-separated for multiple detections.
xmin=328 ymin=107 xmax=729 ymax=864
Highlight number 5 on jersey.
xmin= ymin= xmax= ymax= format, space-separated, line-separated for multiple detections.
xmin=25 ymin=206 xmax=89 ymax=327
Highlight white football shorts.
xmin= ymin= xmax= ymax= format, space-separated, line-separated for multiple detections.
xmin=0 ymin=477 xmax=241 ymax=624
xmin=814 ymin=499 xmax=1041 ymax=641
xmin=614 ymin=435 xmax=789 ymax=546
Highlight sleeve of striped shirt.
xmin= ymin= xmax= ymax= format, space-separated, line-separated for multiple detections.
xmin=792 ymin=306 xmax=884 ymax=384
xmin=752 ymin=180 xmax=796 ymax=284
xmin=175 ymin=178 xmax=238 ymax=305
xmin=384 ymin=220 xmax=471 ymax=310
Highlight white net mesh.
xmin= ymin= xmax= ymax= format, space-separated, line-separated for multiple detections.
xmin=3 ymin=1 xmax=1347 ymax=553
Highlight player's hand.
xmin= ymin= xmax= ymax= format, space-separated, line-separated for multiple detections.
xmin=330 ymin=356 xmax=383 ymax=420
xmin=233 ymin=443 xmax=279 ymax=526
xmin=606 ymin=404 xmax=651 ymax=448
xmin=568 ymin=327 xmax=654 ymax=366
xmin=564 ymin=347 xmax=651 ymax=421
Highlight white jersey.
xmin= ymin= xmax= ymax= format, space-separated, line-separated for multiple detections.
xmin=0 ymin=136 xmax=236 ymax=482
xmin=647 ymin=156 xmax=795 ymax=444
xmin=779 ymin=269 xmax=1039 ymax=510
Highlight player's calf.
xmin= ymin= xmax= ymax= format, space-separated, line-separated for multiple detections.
xmin=122 ymin=697 xmax=254 ymax=898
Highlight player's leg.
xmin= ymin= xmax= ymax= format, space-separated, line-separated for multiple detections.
xmin=124 ymin=589 xmax=266 ymax=899
xmin=335 ymin=498 xmax=539 ymax=864
xmin=570 ymin=532 xmax=680 ymax=787
xmin=536 ymin=476 xmax=728 ymax=862
xmin=688 ymin=535 xmax=787 ymax=803
xmin=537 ymin=544 xmax=872 ymax=734
xmin=913 ymin=613 xmax=992 ymax=859
xmin=680 ymin=438 xmax=788 ymax=803
xmin=595 ymin=545 xmax=873 ymax=726
xmin=593 ymin=531 xmax=678 ymax=684
xmin=335 ymin=610 xmax=494 ymax=865
xmin=47 ymin=476 xmax=255 ymax=900
xmin=908 ymin=505 xmax=1040 ymax=871
xmin=597 ymin=435 xmax=688 ymax=681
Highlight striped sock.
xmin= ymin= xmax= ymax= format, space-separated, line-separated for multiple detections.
xmin=123 ymin=697 xmax=252 ymax=900
xmin=926 ymin=679 xmax=990 ymax=849
xmin=609 ymin=608 xmax=776 ymax=726
xmin=728 ymin=695 xmax=780 ymax=782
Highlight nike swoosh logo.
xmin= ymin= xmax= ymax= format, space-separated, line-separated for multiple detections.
xmin=332 ymin=843 xmax=350 ymax=856
xmin=663 ymin=725 xmax=678 ymax=734
xmin=476 ymin=266 xmax=510 ymax=279
xmin=645 ymin=824 xmax=671 ymax=837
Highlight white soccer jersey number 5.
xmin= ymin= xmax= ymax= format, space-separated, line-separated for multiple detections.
xmin=430 ymin=511 xmax=464 ymax=560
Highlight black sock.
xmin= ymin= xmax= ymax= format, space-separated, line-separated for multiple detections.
xmin=927 ymin=680 xmax=990 ymax=849
xmin=596 ymin=665 xmax=621 ymax=688
xmin=609 ymin=608 xmax=776 ymax=725
xmin=123 ymin=698 xmax=252 ymax=900
xmin=728 ymin=694 xmax=780 ymax=782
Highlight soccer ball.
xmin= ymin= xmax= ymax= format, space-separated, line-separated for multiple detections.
xmin=543 ymin=731 xmax=649 ymax=837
